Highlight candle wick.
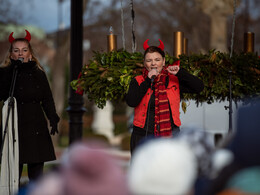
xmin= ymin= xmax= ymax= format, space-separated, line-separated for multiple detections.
xmin=109 ymin=26 xmax=114 ymax=35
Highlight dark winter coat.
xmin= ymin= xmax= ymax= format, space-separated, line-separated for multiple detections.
xmin=0 ymin=60 xmax=59 ymax=163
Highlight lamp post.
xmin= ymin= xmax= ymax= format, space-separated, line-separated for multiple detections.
xmin=67 ymin=0 xmax=85 ymax=144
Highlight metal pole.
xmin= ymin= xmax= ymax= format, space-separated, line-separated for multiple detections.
xmin=226 ymin=0 xmax=237 ymax=134
xmin=67 ymin=0 xmax=85 ymax=144
xmin=228 ymin=70 xmax=233 ymax=133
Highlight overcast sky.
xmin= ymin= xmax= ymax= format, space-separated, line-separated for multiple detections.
xmin=18 ymin=0 xmax=71 ymax=33
xmin=14 ymin=0 xmax=260 ymax=34
xmin=11 ymin=0 xmax=112 ymax=34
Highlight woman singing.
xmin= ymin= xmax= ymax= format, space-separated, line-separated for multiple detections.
xmin=126 ymin=39 xmax=204 ymax=154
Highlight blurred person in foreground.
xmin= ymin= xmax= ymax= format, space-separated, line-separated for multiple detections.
xmin=18 ymin=168 xmax=63 ymax=195
xmin=61 ymin=140 xmax=128 ymax=195
xmin=22 ymin=140 xmax=129 ymax=195
xmin=60 ymin=140 xmax=129 ymax=195
xmin=128 ymin=137 xmax=198 ymax=195
xmin=177 ymin=127 xmax=216 ymax=195
xmin=126 ymin=39 xmax=204 ymax=154
xmin=0 ymin=30 xmax=59 ymax=187
xmin=208 ymin=99 xmax=260 ymax=195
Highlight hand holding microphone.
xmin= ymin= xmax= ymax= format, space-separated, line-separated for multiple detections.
xmin=149 ymin=68 xmax=158 ymax=83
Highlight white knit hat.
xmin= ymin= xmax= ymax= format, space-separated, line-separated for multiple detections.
xmin=128 ymin=138 xmax=197 ymax=195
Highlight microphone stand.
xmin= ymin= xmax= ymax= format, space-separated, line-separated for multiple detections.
xmin=0 ymin=64 xmax=19 ymax=163
xmin=224 ymin=69 xmax=233 ymax=134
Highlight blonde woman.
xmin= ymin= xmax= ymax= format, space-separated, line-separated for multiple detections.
xmin=0 ymin=30 xmax=59 ymax=184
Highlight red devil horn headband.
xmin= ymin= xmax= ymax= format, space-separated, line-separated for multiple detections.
xmin=143 ymin=39 xmax=165 ymax=51
xmin=8 ymin=29 xmax=31 ymax=43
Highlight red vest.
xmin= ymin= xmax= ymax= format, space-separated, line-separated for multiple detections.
xmin=133 ymin=75 xmax=181 ymax=128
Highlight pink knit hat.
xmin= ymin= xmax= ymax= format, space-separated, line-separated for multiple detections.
xmin=61 ymin=140 xmax=129 ymax=195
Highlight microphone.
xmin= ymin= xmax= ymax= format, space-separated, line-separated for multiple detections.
xmin=18 ymin=58 xmax=24 ymax=63
xmin=14 ymin=58 xmax=24 ymax=68
xmin=150 ymin=67 xmax=157 ymax=83
xmin=151 ymin=75 xmax=156 ymax=83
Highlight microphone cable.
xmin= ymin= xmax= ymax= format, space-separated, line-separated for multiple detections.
xmin=145 ymin=79 xmax=154 ymax=138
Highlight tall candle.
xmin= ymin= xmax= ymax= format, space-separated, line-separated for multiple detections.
xmin=107 ymin=26 xmax=117 ymax=52
xmin=173 ymin=31 xmax=184 ymax=57
xmin=244 ymin=32 xmax=254 ymax=53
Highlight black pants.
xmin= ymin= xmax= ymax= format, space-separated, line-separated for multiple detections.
xmin=130 ymin=128 xmax=154 ymax=155
xmin=19 ymin=162 xmax=44 ymax=182
xmin=130 ymin=127 xmax=180 ymax=155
